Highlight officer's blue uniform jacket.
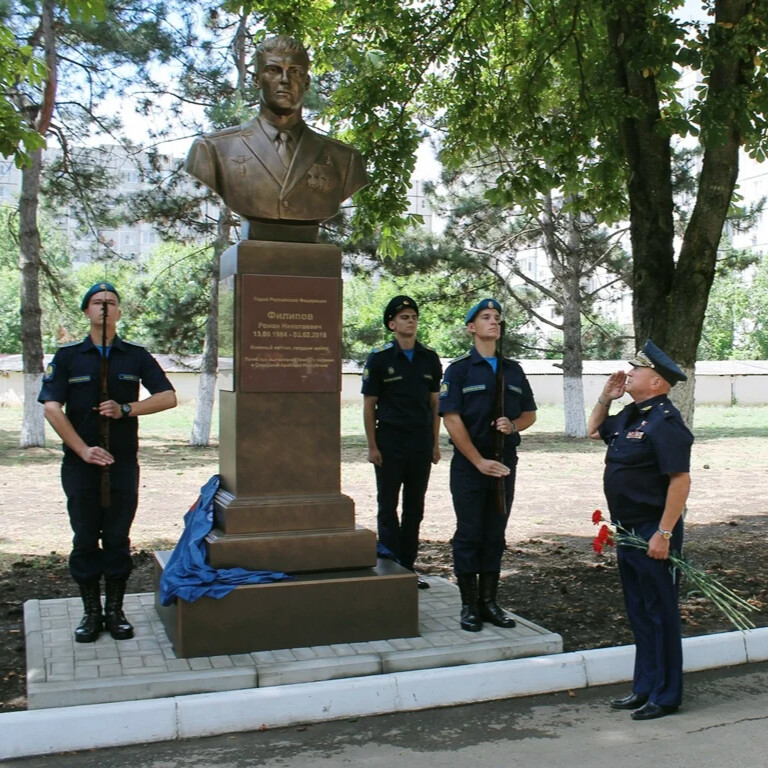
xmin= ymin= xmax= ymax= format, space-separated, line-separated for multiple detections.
xmin=438 ymin=347 xmax=537 ymax=452
xmin=599 ymin=395 xmax=693 ymax=524
xmin=38 ymin=335 xmax=174 ymax=489
xmin=361 ymin=339 xmax=442 ymax=428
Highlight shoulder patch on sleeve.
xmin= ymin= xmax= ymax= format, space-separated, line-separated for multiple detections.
xmin=371 ymin=341 xmax=394 ymax=354
xmin=43 ymin=363 xmax=55 ymax=382
xmin=439 ymin=380 xmax=450 ymax=398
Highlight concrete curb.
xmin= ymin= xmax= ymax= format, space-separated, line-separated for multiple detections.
xmin=2 ymin=627 xmax=767 ymax=761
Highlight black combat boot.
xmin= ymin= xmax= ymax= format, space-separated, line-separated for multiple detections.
xmin=104 ymin=579 xmax=134 ymax=640
xmin=74 ymin=580 xmax=103 ymax=643
xmin=479 ymin=572 xmax=516 ymax=628
xmin=456 ymin=573 xmax=482 ymax=632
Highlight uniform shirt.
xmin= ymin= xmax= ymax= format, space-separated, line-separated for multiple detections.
xmin=438 ymin=347 xmax=537 ymax=453
xmin=361 ymin=339 xmax=442 ymax=429
xmin=38 ymin=335 xmax=174 ymax=463
xmin=599 ymin=394 xmax=694 ymax=525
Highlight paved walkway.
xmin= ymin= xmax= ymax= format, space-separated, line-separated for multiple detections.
xmin=25 ymin=577 xmax=562 ymax=709
xmin=7 ymin=662 xmax=768 ymax=767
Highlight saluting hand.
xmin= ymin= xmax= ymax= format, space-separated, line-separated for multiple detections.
xmin=603 ymin=371 xmax=627 ymax=401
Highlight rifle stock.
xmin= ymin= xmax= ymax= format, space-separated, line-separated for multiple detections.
xmin=99 ymin=290 xmax=110 ymax=508
xmin=494 ymin=320 xmax=506 ymax=515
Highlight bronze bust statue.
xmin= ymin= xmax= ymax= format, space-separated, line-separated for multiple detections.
xmin=185 ymin=35 xmax=368 ymax=241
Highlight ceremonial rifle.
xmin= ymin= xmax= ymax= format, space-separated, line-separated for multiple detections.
xmin=494 ymin=320 xmax=506 ymax=515
xmin=99 ymin=288 xmax=110 ymax=507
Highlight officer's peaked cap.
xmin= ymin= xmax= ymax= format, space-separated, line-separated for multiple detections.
xmin=383 ymin=295 xmax=419 ymax=327
xmin=465 ymin=298 xmax=502 ymax=325
xmin=628 ymin=339 xmax=687 ymax=385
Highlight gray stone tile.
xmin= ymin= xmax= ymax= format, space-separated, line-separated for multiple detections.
xmin=210 ymin=656 xmax=234 ymax=669
xmin=189 ymin=657 xmax=213 ymax=670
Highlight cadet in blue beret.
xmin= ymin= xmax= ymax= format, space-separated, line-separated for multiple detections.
xmin=439 ymin=298 xmax=537 ymax=631
xmin=362 ymin=295 xmax=442 ymax=589
xmin=588 ymin=339 xmax=693 ymax=720
xmin=39 ymin=283 xmax=177 ymax=644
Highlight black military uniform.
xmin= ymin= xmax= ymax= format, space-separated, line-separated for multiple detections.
xmin=38 ymin=282 xmax=175 ymax=643
xmin=39 ymin=334 xmax=174 ymax=581
xmin=597 ymin=340 xmax=693 ymax=719
xmin=439 ymin=298 xmax=537 ymax=631
xmin=439 ymin=348 xmax=536 ymax=573
xmin=361 ymin=296 xmax=442 ymax=578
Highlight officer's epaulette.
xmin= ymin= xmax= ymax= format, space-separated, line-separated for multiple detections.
xmin=57 ymin=340 xmax=80 ymax=348
xmin=121 ymin=339 xmax=146 ymax=348
xmin=371 ymin=341 xmax=394 ymax=354
xmin=420 ymin=342 xmax=437 ymax=353
xmin=204 ymin=124 xmax=243 ymax=140
xmin=450 ymin=351 xmax=471 ymax=364
xmin=659 ymin=401 xmax=676 ymax=419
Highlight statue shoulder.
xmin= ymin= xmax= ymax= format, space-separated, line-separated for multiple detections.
xmin=203 ymin=124 xmax=247 ymax=142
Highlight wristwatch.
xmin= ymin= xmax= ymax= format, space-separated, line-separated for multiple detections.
xmin=120 ymin=403 xmax=132 ymax=418
xmin=657 ymin=528 xmax=673 ymax=540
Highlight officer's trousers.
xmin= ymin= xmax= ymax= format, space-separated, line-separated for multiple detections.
xmin=449 ymin=450 xmax=516 ymax=575
xmin=63 ymin=462 xmax=138 ymax=584
xmin=374 ymin=424 xmax=433 ymax=571
xmin=617 ymin=519 xmax=684 ymax=708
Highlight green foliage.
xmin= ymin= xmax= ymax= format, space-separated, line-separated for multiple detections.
xmin=342 ymin=270 xmax=529 ymax=362
xmin=698 ymin=251 xmax=768 ymax=360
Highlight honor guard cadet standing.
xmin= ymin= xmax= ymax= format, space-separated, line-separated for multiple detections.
xmin=439 ymin=299 xmax=537 ymax=631
xmin=38 ymin=283 xmax=177 ymax=644
xmin=588 ymin=339 xmax=693 ymax=721
xmin=362 ymin=296 xmax=442 ymax=588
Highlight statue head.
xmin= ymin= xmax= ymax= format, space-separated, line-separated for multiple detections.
xmin=254 ymin=36 xmax=311 ymax=122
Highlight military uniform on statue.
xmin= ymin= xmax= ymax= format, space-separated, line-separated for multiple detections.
xmin=439 ymin=299 xmax=537 ymax=632
xmin=38 ymin=283 xmax=177 ymax=644
xmin=162 ymin=35 xmax=422 ymax=657
xmin=362 ymin=296 xmax=442 ymax=589
xmin=588 ymin=340 xmax=693 ymax=721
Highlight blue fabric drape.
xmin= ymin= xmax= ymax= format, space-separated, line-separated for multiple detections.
xmin=159 ymin=475 xmax=293 ymax=606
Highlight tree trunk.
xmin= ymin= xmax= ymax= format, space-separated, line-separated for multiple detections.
xmin=18 ymin=148 xmax=46 ymax=448
xmin=560 ymin=214 xmax=587 ymax=438
xmin=606 ymin=0 xmax=751 ymax=426
xmin=189 ymin=208 xmax=231 ymax=447
xmin=605 ymin=0 xmax=675 ymax=350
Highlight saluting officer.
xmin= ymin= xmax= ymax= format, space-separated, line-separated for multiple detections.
xmin=362 ymin=295 xmax=442 ymax=588
xmin=588 ymin=339 xmax=693 ymax=721
xmin=439 ymin=299 xmax=537 ymax=631
xmin=38 ymin=283 xmax=177 ymax=644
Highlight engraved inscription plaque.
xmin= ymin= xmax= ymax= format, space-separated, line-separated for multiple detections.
xmin=240 ymin=274 xmax=339 ymax=392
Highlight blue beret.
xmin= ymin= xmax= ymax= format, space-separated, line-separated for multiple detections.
xmin=383 ymin=295 xmax=419 ymax=327
xmin=81 ymin=282 xmax=120 ymax=311
xmin=628 ymin=339 xmax=687 ymax=385
xmin=465 ymin=298 xmax=501 ymax=325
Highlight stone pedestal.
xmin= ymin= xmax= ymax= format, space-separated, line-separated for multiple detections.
xmin=156 ymin=240 xmax=418 ymax=657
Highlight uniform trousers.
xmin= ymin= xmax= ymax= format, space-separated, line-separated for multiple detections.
xmin=449 ymin=450 xmax=517 ymax=575
xmin=617 ymin=518 xmax=684 ymax=708
xmin=374 ymin=424 xmax=433 ymax=571
xmin=63 ymin=463 xmax=138 ymax=584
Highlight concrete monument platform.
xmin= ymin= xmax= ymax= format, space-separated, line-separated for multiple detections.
xmin=24 ymin=576 xmax=562 ymax=710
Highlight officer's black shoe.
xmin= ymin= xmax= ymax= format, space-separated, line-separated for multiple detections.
xmin=74 ymin=581 xmax=103 ymax=644
xmin=417 ymin=576 xmax=431 ymax=590
xmin=457 ymin=573 xmax=482 ymax=632
xmin=610 ymin=692 xmax=649 ymax=710
xmin=104 ymin=579 xmax=134 ymax=640
xmin=630 ymin=701 xmax=679 ymax=721
xmin=478 ymin=572 xmax=517 ymax=628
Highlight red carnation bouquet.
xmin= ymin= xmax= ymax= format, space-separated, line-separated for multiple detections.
xmin=591 ymin=510 xmax=758 ymax=631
